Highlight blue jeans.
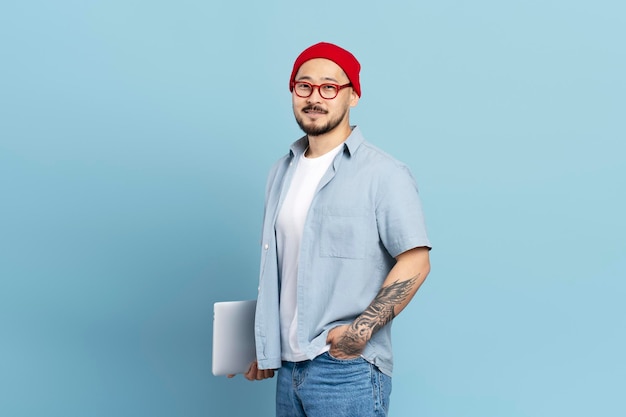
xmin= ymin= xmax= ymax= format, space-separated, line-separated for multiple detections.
xmin=276 ymin=352 xmax=392 ymax=417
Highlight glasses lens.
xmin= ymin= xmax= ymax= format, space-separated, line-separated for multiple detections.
xmin=319 ymin=84 xmax=338 ymax=99
xmin=294 ymin=82 xmax=312 ymax=97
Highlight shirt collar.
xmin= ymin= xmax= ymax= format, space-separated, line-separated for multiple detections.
xmin=289 ymin=126 xmax=364 ymax=157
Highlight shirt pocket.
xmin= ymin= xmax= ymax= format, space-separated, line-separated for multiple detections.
xmin=319 ymin=208 xmax=369 ymax=259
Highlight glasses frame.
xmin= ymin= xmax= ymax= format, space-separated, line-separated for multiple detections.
xmin=291 ymin=81 xmax=352 ymax=100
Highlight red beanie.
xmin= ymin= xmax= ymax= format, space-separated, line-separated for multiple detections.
xmin=289 ymin=42 xmax=361 ymax=97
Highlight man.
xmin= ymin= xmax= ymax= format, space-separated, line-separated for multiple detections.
xmin=245 ymin=42 xmax=431 ymax=417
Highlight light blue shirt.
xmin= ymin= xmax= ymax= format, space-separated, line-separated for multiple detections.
xmin=254 ymin=126 xmax=431 ymax=376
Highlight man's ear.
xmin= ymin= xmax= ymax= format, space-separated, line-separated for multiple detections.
xmin=349 ymin=90 xmax=360 ymax=108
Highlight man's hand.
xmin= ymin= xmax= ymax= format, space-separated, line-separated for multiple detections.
xmin=227 ymin=361 xmax=275 ymax=381
xmin=325 ymin=247 xmax=431 ymax=361
xmin=326 ymin=324 xmax=366 ymax=359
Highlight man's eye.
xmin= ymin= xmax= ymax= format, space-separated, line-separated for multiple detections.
xmin=297 ymin=83 xmax=311 ymax=90
xmin=322 ymin=85 xmax=337 ymax=91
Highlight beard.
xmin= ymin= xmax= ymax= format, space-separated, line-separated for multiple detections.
xmin=294 ymin=105 xmax=349 ymax=136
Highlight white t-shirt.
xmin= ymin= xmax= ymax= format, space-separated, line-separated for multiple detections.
xmin=275 ymin=143 xmax=344 ymax=361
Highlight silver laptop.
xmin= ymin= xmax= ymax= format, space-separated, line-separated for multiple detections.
xmin=212 ymin=300 xmax=257 ymax=376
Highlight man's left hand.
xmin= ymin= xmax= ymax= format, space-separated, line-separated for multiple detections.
xmin=326 ymin=324 xmax=366 ymax=359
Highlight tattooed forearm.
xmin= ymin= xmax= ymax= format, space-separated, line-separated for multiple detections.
xmin=335 ymin=275 xmax=420 ymax=356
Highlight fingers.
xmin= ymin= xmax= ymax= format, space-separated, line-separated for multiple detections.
xmin=243 ymin=361 xmax=275 ymax=381
xmin=326 ymin=324 xmax=348 ymax=344
xmin=256 ymin=368 xmax=275 ymax=380
xmin=326 ymin=328 xmax=335 ymax=344
xmin=244 ymin=361 xmax=258 ymax=380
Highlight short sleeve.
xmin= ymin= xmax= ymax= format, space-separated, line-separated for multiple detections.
xmin=376 ymin=165 xmax=431 ymax=258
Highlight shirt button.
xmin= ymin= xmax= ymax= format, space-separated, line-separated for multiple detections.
xmin=264 ymin=243 xmax=269 ymax=250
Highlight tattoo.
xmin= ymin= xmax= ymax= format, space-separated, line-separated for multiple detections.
xmin=335 ymin=275 xmax=420 ymax=356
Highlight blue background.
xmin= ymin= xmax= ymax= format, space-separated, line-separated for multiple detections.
xmin=1 ymin=1 xmax=624 ymax=416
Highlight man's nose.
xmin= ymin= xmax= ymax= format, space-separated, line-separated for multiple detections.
xmin=307 ymin=86 xmax=323 ymax=102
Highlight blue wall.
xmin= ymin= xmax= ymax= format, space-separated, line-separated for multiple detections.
xmin=1 ymin=1 xmax=624 ymax=416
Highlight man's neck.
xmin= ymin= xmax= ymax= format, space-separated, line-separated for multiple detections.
xmin=305 ymin=124 xmax=353 ymax=158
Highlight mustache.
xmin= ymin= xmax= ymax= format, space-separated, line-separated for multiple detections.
xmin=302 ymin=105 xmax=327 ymax=113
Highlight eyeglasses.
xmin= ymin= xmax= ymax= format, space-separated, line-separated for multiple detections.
xmin=291 ymin=81 xmax=352 ymax=100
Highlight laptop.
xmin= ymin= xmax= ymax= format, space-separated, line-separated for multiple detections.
xmin=212 ymin=299 xmax=257 ymax=376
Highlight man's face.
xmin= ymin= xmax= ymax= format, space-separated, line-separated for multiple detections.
xmin=292 ymin=58 xmax=359 ymax=137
